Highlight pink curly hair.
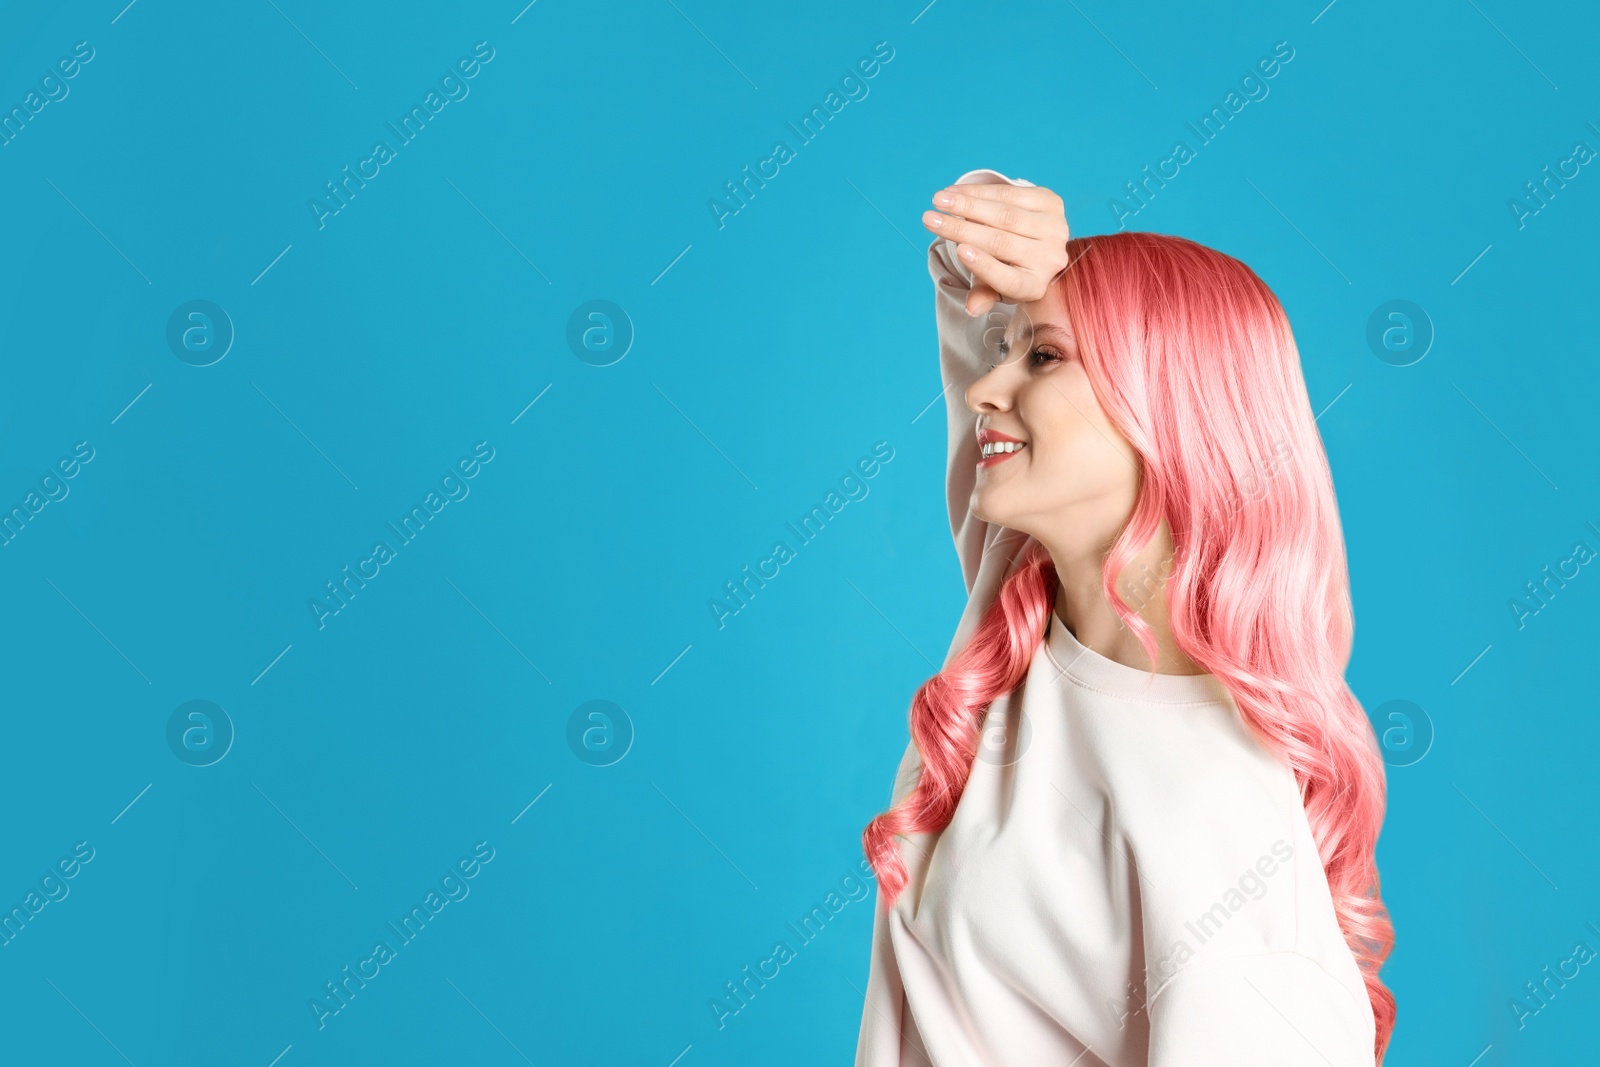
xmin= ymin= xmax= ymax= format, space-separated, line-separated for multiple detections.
xmin=862 ymin=230 xmax=1396 ymax=1061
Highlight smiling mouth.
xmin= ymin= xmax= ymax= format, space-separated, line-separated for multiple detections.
xmin=978 ymin=442 xmax=1026 ymax=468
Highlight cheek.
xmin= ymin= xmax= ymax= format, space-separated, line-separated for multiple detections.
xmin=1023 ymin=381 xmax=1131 ymax=489
xmin=1022 ymin=384 xmax=1094 ymax=461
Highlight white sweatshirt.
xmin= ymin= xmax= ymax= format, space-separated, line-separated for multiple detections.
xmin=852 ymin=168 xmax=1377 ymax=1067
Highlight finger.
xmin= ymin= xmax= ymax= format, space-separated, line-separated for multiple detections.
xmin=934 ymin=182 xmax=1062 ymax=222
xmin=924 ymin=211 xmax=1048 ymax=270
xmin=966 ymin=281 xmax=1000 ymax=318
xmin=956 ymin=243 xmax=1031 ymax=305
xmin=934 ymin=195 xmax=1056 ymax=247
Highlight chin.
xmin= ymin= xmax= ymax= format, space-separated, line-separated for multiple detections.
xmin=970 ymin=495 xmax=1005 ymax=527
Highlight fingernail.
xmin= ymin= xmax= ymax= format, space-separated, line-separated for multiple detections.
xmin=927 ymin=214 xmax=943 ymax=228
xmin=959 ymin=246 xmax=975 ymax=261
xmin=934 ymin=191 xmax=953 ymax=206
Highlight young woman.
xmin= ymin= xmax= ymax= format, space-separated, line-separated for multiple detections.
xmin=854 ymin=168 xmax=1395 ymax=1066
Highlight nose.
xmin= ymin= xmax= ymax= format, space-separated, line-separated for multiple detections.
xmin=965 ymin=356 xmax=1018 ymax=417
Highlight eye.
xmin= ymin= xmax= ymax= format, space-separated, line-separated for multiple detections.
xmin=1029 ymin=346 xmax=1064 ymax=367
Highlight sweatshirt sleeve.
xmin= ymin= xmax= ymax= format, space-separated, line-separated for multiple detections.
xmin=927 ymin=167 xmax=1036 ymax=597
xmin=1115 ymin=700 xmax=1378 ymax=1066
xmin=854 ymin=742 xmax=934 ymax=1067
xmin=1147 ymin=951 xmax=1377 ymax=1067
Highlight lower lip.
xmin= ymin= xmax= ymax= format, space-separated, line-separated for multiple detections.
xmin=978 ymin=446 xmax=1025 ymax=468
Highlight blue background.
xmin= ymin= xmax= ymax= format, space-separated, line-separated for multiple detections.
xmin=1 ymin=0 xmax=1595 ymax=1063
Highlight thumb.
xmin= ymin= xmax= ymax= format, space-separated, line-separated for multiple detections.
xmin=966 ymin=282 xmax=1000 ymax=317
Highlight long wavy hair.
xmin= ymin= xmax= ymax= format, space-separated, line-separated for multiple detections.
xmin=862 ymin=231 xmax=1396 ymax=1060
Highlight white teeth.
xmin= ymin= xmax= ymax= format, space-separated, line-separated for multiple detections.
xmin=981 ymin=441 xmax=1025 ymax=457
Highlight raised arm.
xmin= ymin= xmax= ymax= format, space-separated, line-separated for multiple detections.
xmin=927 ymin=168 xmax=1036 ymax=595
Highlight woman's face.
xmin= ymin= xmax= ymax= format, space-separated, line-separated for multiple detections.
xmin=965 ymin=285 xmax=1141 ymax=547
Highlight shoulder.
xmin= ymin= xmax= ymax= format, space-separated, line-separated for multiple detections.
xmin=1097 ymin=694 xmax=1300 ymax=851
xmin=1088 ymin=697 xmax=1311 ymax=962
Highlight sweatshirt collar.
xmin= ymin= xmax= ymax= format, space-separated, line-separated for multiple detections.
xmin=1043 ymin=609 xmax=1233 ymax=706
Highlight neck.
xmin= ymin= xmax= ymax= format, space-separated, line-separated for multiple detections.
xmin=1045 ymin=518 xmax=1206 ymax=677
